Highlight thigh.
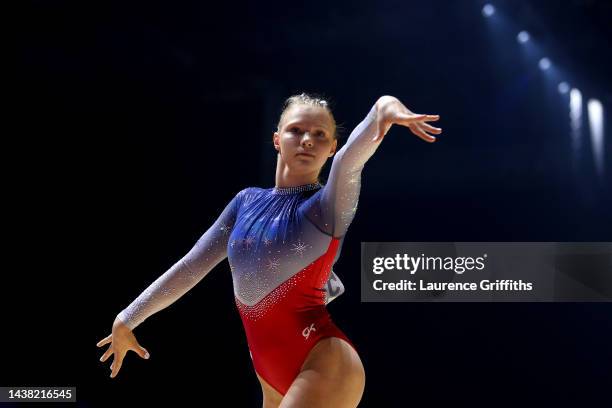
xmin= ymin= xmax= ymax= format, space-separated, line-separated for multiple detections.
xmin=257 ymin=373 xmax=284 ymax=408
xmin=279 ymin=337 xmax=365 ymax=408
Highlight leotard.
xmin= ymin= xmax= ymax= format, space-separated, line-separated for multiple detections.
xmin=117 ymin=103 xmax=381 ymax=395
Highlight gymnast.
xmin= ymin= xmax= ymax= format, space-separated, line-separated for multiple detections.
xmin=97 ymin=93 xmax=442 ymax=407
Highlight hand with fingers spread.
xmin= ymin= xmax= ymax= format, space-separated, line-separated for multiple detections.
xmin=97 ymin=317 xmax=150 ymax=378
xmin=373 ymin=95 xmax=442 ymax=142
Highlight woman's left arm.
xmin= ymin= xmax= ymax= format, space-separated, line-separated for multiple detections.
xmin=318 ymin=95 xmax=442 ymax=238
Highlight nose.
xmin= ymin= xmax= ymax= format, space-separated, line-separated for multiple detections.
xmin=301 ymin=132 xmax=314 ymax=148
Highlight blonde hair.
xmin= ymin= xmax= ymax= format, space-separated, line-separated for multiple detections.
xmin=276 ymin=92 xmax=340 ymax=139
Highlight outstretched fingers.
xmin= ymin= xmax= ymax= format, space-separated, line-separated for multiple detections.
xmin=397 ymin=112 xmax=427 ymax=124
xmin=400 ymin=112 xmax=441 ymax=143
xmin=372 ymin=106 xmax=442 ymax=143
xmin=409 ymin=123 xmax=437 ymax=143
xmin=110 ymin=352 xmax=124 ymax=378
xmin=100 ymin=346 xmax=113 ymax=363
xmin=136 ymin=345 xmax=150 ymax=360
xmin=397 ymin=112 xmax=440 ymax=125
xmin=420 ymin=122 xmax=442 ymax=134
xmin=97 ymin=334 xmax=111 ymax=348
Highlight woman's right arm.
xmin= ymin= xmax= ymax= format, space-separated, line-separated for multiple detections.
xmin=115 ymin=189 xmax=244 ymax=331
xmin=98 ymin=189 xmax=244 ymax=378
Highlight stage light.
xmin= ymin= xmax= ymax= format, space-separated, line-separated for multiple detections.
xmin=517 ymin=31 xmax=530 ymax=44
xmin=482 ymin=4 xmax=495 ymax=17
xmin=588 ymin=99 xmax=605 ymax=177
xmin=569 ymin=88 xmax=583 ymax=156
xmin=539 ymin=57 xmax=551 ymax=71
xmin=558 ymin=82 xmax=570 ymax=94
xmin=570 ymin=88 xmax=582 ymax=125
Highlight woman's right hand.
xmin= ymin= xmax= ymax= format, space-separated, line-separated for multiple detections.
xmin=96 ymin=317 xmax=150 ymax=378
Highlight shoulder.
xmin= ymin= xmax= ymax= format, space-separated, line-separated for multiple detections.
xmin=297 ymin=186 xmax=324 ymax=213
xmin=238 ymin=186 xmax=270 ymax=196
xmin=233 ymin=186 xmax=271 ymax=205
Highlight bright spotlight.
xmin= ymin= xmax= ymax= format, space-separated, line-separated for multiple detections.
xmin=539 ymin=57 xmax=551 ymax=71
xmin=569 ymin=88 xmax=582 ymax=171
xmin=569 ymin=88 xmax=583 ymax=156
xmin=558 ymin=82 xmax=570 ymax=94
xmin=482 ymin=4 xmax=495 ymax=17
xmin=570 ymin=88 xmax=582 ymax=124
xmin=517 ymin=31 xmax=530 ymax=43
xmin=588 ymin=99 xmax=605 ymax=177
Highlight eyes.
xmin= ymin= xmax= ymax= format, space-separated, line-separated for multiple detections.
xmin=288 ymin=126 xmax=326 ymax=137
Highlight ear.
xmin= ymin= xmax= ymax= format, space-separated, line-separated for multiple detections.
xmin=273 ymin=131 xmax=280 ymax=152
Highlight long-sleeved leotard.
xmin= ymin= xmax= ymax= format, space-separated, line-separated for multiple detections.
xmin=117 ymin=103 xmax=381 ymax=395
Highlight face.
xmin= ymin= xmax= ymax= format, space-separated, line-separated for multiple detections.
xmin=273 ymin=104 xmax=338 ymax=176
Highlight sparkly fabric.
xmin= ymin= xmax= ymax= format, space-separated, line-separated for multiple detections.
xmin=116 ymin=103 xmax=380 ymax=358
xmin=272 ymin=182 xmax=322 ymax=195
xmin=236 ymin=237 xmax=357 ymax=396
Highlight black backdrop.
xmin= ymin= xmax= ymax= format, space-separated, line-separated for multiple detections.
xmin=10 ymin=0 xmax=612 ymax=406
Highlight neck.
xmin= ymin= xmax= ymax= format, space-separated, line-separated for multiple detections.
xmin=274 ymin=153 xmax=319 ymax=188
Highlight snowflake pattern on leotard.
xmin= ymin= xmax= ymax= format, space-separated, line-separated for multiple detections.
xmin=117 ymin=103 xmax=380 ymax=330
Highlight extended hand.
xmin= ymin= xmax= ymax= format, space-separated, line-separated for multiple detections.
xmin=97 ymin=317 xmax=150 ymax=378
xmin=374 ymin=95 xmax=442 ymax=142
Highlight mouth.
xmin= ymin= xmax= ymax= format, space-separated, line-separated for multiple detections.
xmin=296 ymin=152 xmax=315 ymax=158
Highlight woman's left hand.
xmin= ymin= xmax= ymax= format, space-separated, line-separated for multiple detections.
xmin=374 ymin=95 xmax=442 ymax=142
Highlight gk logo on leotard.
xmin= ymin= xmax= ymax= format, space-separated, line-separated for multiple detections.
xmin=302 ymin=323 xmax=316 ymax=339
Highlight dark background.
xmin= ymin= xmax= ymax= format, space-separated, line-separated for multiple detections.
xmin=10 ymin=0 xmax=612 ymax=406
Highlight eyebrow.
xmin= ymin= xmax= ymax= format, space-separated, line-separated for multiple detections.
xmin=285 ymin=121 xmax=330 ymax=133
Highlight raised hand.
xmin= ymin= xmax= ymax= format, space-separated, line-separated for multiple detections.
xmin=374 ymin=95 xmax=442 ymax=142
xmin=97 ymin=317 xmax=150 ymax=378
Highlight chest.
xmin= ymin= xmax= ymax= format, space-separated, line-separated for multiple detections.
xmin=228 ymin=194 xmax=306 ymax=253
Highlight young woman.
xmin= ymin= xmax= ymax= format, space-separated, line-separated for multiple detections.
xmin=97 ymin=93 xmax=441 ymax=407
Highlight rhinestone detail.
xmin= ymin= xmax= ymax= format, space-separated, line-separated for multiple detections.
xmin=235 ymin=268 xmax=308 ymax=321
xmin=272 ymin=182 xmax=323 ymax=195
